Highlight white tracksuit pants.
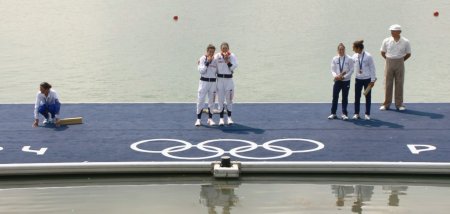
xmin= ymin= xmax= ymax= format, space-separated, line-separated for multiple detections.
xmin=217 ymin=78 xmax=234 ymax=113
xmin=197 ymin=80 xmax=217 ymax=115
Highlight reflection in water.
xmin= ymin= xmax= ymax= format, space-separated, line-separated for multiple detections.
xmin=0 ymin=175 xmax=447 ymax=213
xmin=332 ymin=184 xmax=408 ymax=213
xmin=383 ymin=185 xmax=408 ymax=207
xmin=332 ymin=185 xmax=355 ymax=207
xmin=200 ymin=181 xmax=240 ymax=214
xmin=352 ymin=185 xmax=374 ymax=214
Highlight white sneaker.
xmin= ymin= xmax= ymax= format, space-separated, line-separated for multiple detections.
xmin=379 ymin=105 xmax=388 ymax=111
xmin=227 ymin=117 xmax=234 ymax=125
xmin=195 ymin=119 xmax=201 ymax=126
xmin=364 ymin=114 xmax=371 ymax=120
xmin=398 ymin=106 xmax=406 ymax=111
xmin=341 ymin=115 xmax=349 ymax=121
xmin=352 ymin=114 xmax=360 ymax=120
xmin=207 ymin=118 xmax=216 ymax=126
xmin=328 ymin=114 xmax=337 ymax=120
xmin=219 ymin=118 xmax=225 ymax=126
xmin=43 ymin=118 xmax=50 ymax=124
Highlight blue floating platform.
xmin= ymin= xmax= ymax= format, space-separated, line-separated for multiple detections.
xmin=0 ymin=103 xmax=449 ymax=175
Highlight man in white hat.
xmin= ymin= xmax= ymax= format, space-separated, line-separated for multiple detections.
xmin=379 ymin=24 xmax=411 ymax=111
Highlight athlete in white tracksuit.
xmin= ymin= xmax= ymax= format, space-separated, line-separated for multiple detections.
xmin=195 ymin=44 xmax=218 ymax=126
xmin=32 ymin=82 xmax=62 ymax=127
xmin=215 ymin=42 xmax=238 ymax=126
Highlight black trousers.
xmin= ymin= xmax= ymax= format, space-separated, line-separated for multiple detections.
xmin=331 ymin=80 xmax=350 ymax=115
xmin=354 ymin=78 xmax=372 ymax=115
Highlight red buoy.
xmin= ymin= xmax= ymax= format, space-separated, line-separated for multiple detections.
xmin=173 ymin=15 xmax=179 ymax=21
xmin=434 ymin=11 xmax=439 ymax=17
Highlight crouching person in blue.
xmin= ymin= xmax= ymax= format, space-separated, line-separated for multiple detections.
xmin=32 ymin=82 xmax=61 ymax=127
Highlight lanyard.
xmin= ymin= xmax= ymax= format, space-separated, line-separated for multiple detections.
xmin=358 ymin=52 xmax=365 ymax=70
xmin=338 ymin=56 xmax=345 ymax=72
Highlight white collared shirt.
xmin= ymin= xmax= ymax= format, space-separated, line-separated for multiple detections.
xmin=215 ymin=52 xmax=238 ymax=75
xmin=380 ymin=36 xmax=411 ymax=59
xmin=352 ymin=51 xmax=376 ymax=82
xmin=331 ymin=54 xmax=354 ymax=81
xmin=34 ymin=89 xmax=60 ymax=119
xmin=198 ymin=55 xmax=218 ymax=78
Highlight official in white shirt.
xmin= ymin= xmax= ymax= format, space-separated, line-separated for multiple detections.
xmin=352 ymin=40 xmax=376 ymax=120
xmin=380 ymin=24 xmax=411 ymax=111
xmin=195 ymin=44 xmax=218 ymax=126
xmin=328 ymin=43 xmax=354 ymax=120
xmin=32 ymin=82 xmax=61 ymax=127
xmin=215 ymin=42 xmax=238 ymax=126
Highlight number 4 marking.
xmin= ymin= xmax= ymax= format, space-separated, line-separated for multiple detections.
xmin=22 ymin=146 xmax=48 ymax=155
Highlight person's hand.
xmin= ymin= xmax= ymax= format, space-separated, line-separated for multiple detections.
xmin=369 ymin=82 xmax=375 ymax=88
xmin=32 ymin=119 xmax=39 ymax=128
xmin=223 ymin=52 xmax=230 ymax=62
xmin=206 ymin=55 xmax=213 ymax=63
xmin=334 ymin=76 xmax=341 ymax=81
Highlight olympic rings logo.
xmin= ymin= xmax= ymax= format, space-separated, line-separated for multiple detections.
xmin=130 ymin=138 xmax=324 ymax=160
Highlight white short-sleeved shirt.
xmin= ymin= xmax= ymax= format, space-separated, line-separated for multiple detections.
xmin=380 ymin=36 xmax=411 ymax=59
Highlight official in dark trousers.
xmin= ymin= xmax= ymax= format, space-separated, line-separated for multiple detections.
xmin=328 ymin=43 xmax=354 ymax=120
xmin=352 ymin=40 xmax=376 ymax=120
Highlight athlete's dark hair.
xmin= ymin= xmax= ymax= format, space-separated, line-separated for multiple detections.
xmin=40 ymin=82 xmax=52 ymax=89
xmin=353 ymin=40 xmax=364 ymax=50
xmin=206 ymin=44 xmax=215 ymax=50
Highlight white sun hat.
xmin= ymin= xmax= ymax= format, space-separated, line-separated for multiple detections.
xmin=389 ymin=24 xmax=402 ymax=31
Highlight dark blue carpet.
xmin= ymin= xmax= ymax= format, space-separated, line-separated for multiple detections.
xmin=0 ymin=103 xmax=448 ymax=163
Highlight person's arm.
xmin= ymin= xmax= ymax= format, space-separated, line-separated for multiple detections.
xmin=228 ymin=54 xmax=238 ymax=71
xmin=330 ymin=58 xmax=339 ymax=80
xmin=33 ymin=93 xmax=40 ymax=127
xmin=343 ymin=57 xmax=354 ymax=79
xmin=198 ymin=56 xmax=208 ymax=75
xmin=53 ymin=91 xmax=61 ymax=127
xmin=404 ymin=53 xmax=411 ymax=61
xmin=404 ymin=40 xmax=411 ymax=61
xmin=368 ymin=55 xmax=376 ymax=87
xmin=380 ymin=39 xmax=387 ymax=59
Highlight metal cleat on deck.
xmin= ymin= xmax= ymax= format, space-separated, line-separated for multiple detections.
xmin=212 ymin=156 xmax=241 ymax=178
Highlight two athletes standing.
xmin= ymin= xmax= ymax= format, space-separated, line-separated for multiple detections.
xmin=196 ymin=42 xmax=238 ymax=126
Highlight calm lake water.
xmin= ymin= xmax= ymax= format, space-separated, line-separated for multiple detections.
xmin=1 ymin=0 xmax=449 ymax=213
xmin=0 ymin=0 xmax=449 ymax=103
xmin=0 ymin=175 xmax=450 ymax=214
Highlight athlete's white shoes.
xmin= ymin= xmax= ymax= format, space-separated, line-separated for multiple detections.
xmin=227 ymin=117 xmax=234 ymax=125
xmin=207 ymin=118 xmax=216 ymax=126
xmin=364 ymin=114 xmax=371 ymax=120
xmin=328 ymin=114 xmax=337 ymax=120
xmin=352 ymin=114 xmax=360 ymax=120
xmin=219 ymin=118 xmax=225 ymax=126
xmin=379 ymin=105 xmax=389 ymax=111
xmin=398 ymin=106 xmax=406 ymax=111
xmin=195 ymin=119 xmax=201 ymax=127
xmin=341 ymin=115 xmax=349 ymax=121
xmin=43 ymin=118 xmax=50 ymax=125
